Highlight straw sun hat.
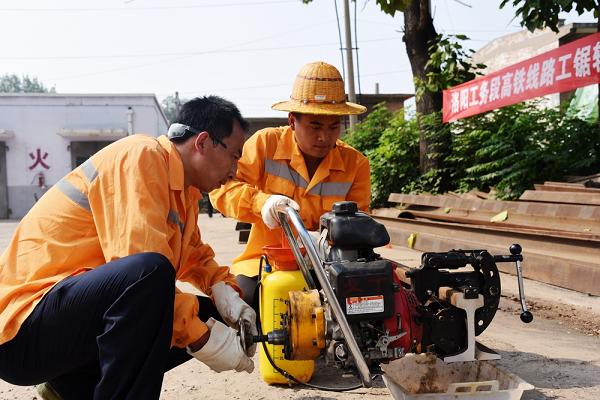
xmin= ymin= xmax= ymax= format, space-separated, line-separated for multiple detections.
xmin=272 ymin=61 xmax=367 ymax=116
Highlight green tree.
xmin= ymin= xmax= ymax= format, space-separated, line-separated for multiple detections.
xmin=451 ymin=102 xmax=599 ymax=198
xmin=302 ymin=0 xmax=476 ymax=173
xmin=161 ymin=93 xmax=188 ymax=123
xmin=344 ymin=107 xmax=417 ymax=207
xmin=343 ymin=103 xmax=393 ymax=154
xmin=356 ymin=102 xmax=598 ymax=206
xmin=0 ymin=74 xmax=54 ymax=93
xmin=500 ymin=0 xmax=600 ymax=155
xmin=500 ymin=0 xmax=598 ymax=33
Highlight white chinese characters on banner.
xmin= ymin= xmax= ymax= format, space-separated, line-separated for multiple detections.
xmin=443 ymin=33 xmax=600 ymax=122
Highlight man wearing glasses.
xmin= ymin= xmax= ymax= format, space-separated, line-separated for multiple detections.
xmin=0 ymin=96 xmax=257 ymax=399
xmin=210 ymin=62 xmax=371 ymax=306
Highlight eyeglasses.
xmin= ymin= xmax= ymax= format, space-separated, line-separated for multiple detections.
xmin=167 ymin=123 xmax=228 ymax=149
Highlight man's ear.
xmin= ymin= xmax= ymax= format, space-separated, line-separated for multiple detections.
xmin=193 ymin=131 xmax=210 ymax=153
xmin=288 ymin=113 xmax=296 ymax=130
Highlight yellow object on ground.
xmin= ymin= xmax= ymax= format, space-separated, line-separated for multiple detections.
xmin=407 ymin=233 xmax=417 ymax=249
xmin=210 ymin=126 xmax=371 ymax=277
xmin=0 ymin=135 xmax=238 ymax=348
xmin=259 ymin=265 xmax=314 ymax=384
xmin=490 ymin=210 xmax=509 ymax=223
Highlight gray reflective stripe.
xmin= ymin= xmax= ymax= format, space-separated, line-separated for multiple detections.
xmin=56 ymin=179 xmax=91 ymax=211
xmin=265 ymin=159 xmax=352 ymax=197
xmin=308 ymin=181 xmax=352 ymax=197
xmin=168 ymin=210 xmax=184 ymax=233
xmin=264 ymin=159 xmax=308 ymax=188
xmin=80 ymin=159 xmax=98 ymax=183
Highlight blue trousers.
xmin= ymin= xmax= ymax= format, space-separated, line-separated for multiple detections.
xmin=0 ymin=252 xmax=222 ymax=400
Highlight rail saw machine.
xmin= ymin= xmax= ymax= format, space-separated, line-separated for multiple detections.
xmin=241 ymin=201 xmax=533 ymax=389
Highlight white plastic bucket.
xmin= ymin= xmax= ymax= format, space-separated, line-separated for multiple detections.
xmin=381 ymin=354 xmax=534 ymax=400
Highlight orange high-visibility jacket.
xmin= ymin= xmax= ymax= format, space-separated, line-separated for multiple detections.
xmin=0 ymin=135 xmax=238 ymax=348
xmin=210 ymin=126 xmax=370 ymax=277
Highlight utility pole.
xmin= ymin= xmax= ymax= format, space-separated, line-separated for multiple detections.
xmin=342 ymin=0 xmax=357 ymax=129
xmin=174 ymin=91 xmax=181 ymax=117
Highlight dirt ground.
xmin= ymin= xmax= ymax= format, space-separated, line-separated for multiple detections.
xmin=0 ymin=214 xmax=598 ymax=399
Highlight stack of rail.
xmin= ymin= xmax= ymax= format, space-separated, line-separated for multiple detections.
xmin=371 ymin=181 xmax=600 ymax=296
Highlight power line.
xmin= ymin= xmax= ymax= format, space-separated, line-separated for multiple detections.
xmin=0 ymin=1 xmax=296 ymax=12
xmin=334 ymin=0 xmax=346 ymax=79
xmin=0 ymin=37 xmax=400 ymax=61
xmin=155 ymin=69 xmax=410 ymax=97
xmin=354 ymin=0 xmax=362 ymax=96
xmin=175 ymin=83 xmax=291 ymax=95
xmin=43 ymin=19 xmax=339 ymax=80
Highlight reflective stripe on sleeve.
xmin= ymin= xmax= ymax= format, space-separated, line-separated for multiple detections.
xmin=80 ymin=159 xmax=98 ymax=183
xmin=56 ymin=179 xmax=91 ymax=211
xmin=168 ymin=210 xmax=184 ymax=233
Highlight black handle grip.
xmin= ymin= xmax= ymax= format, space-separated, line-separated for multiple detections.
xmin=520 ymin=311 xmax=533 ymax=323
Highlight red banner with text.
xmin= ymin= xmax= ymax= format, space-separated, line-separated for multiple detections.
xmin=442 ymin=32 xmax=600 ymax=123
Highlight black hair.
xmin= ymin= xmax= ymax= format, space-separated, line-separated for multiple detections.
xmin=171 ymin=95 xmax=249 ymax=143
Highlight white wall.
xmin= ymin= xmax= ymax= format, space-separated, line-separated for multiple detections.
xmin=0 ymin=94 xmax=168 ymax=218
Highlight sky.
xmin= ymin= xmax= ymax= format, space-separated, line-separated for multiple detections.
xmin=0 ymin=0 xmax=595 ymax=117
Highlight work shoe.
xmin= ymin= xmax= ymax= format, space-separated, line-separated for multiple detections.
xmin=36 ymin=382 xmax=63 ymax=400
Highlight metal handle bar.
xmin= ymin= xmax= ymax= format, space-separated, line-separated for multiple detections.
xmin=514 ymin=259 xmax=533 ymax=323
xmin=276 ymin=205 xmax=373 ymax=388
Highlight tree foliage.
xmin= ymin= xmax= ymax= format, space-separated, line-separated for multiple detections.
xmin=451 ymin=102 xmax=598 ymax=198
xmin=0 ymin=74 xmax=54 ymax=93
xmin=345 ymin=106 xmax=420 ymax=207
xmin=414 ymin=34 xmax=485 ymax=101
xmin=500 ymin=0 xmax=598 ymax=32
xmin=161 ymin=94 xmax=188 ymax=123
xmin=343 ymin=103 xmax=393 ymax=154
xmin=348 ymin=103 xmax=599 ymax=207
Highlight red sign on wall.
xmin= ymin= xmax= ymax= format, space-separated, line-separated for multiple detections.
xmin=443 ymin=32 xmax=600 ymax=123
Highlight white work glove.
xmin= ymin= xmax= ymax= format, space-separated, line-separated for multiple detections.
xmin=211 ymin=282 xmax=258 ymax=356
xmin=261 ymin=195 xmax=299 ymax=229
xmin=187 ymin=318 xmax=254 ymax=373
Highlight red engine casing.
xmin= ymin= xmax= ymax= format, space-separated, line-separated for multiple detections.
xmin=383 ymin=266 xmax=423 ymax=355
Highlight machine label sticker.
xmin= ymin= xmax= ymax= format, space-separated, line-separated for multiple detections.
xmin=346 ymin=295 xmax=384 ymax=314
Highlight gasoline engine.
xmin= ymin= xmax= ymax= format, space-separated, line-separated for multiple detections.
xmin=245 ymin=201 xmax=533 ymax=388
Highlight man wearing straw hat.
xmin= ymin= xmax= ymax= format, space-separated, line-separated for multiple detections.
xmin=210 ymin=61 xmax=370 ymax=303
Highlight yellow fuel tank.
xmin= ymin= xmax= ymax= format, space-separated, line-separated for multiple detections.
xmin=259 ymin=248 xmax=315 ymax=384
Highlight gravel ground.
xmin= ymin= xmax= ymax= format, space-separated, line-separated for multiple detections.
xmin=0 ymin=214 xmax=598 ymax=399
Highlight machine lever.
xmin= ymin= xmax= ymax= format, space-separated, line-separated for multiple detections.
xmin=509 ymin=244 xmax=533 ymax=323
xmin=276 ymin=205 xmax=373 ymax=388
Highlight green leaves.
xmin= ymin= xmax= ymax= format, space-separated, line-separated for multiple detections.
xmin=451 ymin=102 xmax=599 ymax=199
xmin=345 ymin=105 xmax=420 ymax=207
xmin=375 ymin=0 xmax=412 ymax=16
xmin=0 ymin=74 xmax=54 ymax=93
xmin=346 ymin=101 xmax=598 ymax=207
xmin=500 ymin=0 xmax=597 ymax=33
xmin=414 ymin=34 xmax=485 ymax=101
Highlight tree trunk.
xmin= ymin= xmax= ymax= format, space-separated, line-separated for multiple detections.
xmin=403 ymin=0 xmax=442 ymax=173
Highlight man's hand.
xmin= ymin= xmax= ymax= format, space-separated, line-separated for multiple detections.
xmin=187 ymin=318 xmax=254 ymax=373
xmin=261 ymin=195 xmax=299 ymax=229
xmin=211 ymin=282 xmax=258 ymax=356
